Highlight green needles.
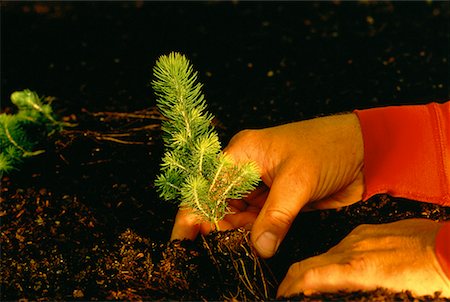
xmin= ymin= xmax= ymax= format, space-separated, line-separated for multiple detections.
xmin=0 ymin=89 xmax=68 ymax=175
xmin=153 ymin=52 xmax=260 ymax=228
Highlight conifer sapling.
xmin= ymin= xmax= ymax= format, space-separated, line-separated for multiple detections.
xmin=0 ymin=89 xmax=69 ymax=176
xmin=153 ymin=52 xmax=260 ymax=229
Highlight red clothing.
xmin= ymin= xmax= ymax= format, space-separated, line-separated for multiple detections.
xmin=355 ymin=101 xmax=450 ymax=279
xmin=436 ymin=222 xmax=450 ymax=280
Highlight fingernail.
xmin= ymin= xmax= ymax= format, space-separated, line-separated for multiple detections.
xmin=255 ymin=232 xmax=278 ymax=257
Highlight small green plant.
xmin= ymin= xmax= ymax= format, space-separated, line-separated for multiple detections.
xmin=0 ymin=89 xmax=69 ymax=176
xmin=153 ymin=52 xmax=260 ymax=229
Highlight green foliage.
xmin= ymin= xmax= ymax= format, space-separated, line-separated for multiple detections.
xmin=0 ymin=89 xmax=68 ymax=176
xmin=153 ymin=52 xmax=260 ymax=227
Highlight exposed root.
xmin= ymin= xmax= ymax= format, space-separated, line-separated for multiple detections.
xmin=201 ymin=229 xmax=278 ymax=301
xmin=61 ymin=126 xmax=159 ymax=145
xmin=84 ymin=107 xmax=164 ymax=121
xmin=57 ymin=107 xmax=163 ymax=148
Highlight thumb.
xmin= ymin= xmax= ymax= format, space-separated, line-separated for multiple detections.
xmin=251 ymin=172 xmax=310 ymax=258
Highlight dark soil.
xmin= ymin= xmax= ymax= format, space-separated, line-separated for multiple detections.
xmin=1 ymin=1 xmax=449 ymax=301
xmin=1 ymin=109 xmax=449 ymax=301
xmin=2 ymin=170 xmax=450 ymax=301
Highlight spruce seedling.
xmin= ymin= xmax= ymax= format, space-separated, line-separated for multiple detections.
xmin=0 ymin=89 xmax=70 ymax=176
xmin=153 ymin=52 xmax=260 ymax=229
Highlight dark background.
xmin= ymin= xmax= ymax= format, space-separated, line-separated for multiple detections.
xmin=2 ymin=1 xmax=449 ymax=132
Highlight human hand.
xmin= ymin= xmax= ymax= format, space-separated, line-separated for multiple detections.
xmin=277 ymin=218 xmax=450 ymax=298
xmin=171 ymin=113 xmax=365 ymax=257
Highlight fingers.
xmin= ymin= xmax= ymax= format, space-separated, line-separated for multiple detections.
xmin=243 ymin=184 xmax=269 ymax=207
xmin=276 ymin=219 xmax=449 ymax=298
xmin=170 ymin=209 xmax=201 ymax=241
xmin=278 ymin=262 xmax=351 ymax=297
xmin=277 ymin=254 xmax=368 ymax=298
xmin=171 ymin=185 xmax=268 ymax=241
xmin=251 ymin=169 xmax=310 ymax=258
xmin=222 ymin=211 xmax=258 ymax=229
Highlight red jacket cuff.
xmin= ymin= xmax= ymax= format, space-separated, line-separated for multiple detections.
xmin=354 ymin=102 xmax=450 ymax=206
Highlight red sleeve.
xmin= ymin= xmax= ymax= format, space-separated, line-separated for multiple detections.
xmin=436 ymin=222 xmax=450 ymax=280
xmin=354 ymin=101 xmax=450 ymax=206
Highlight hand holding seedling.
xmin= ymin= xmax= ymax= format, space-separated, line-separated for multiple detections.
xmin=160 ymin=53 xmax=449 ymax=297
xmin=171 ymin=110 xmax=450 ymax=297
xmin=172 ymin=113 xmax=366 ymax=255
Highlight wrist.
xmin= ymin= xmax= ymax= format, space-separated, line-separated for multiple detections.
xmin=320 ymin=113 xmax=364 ymax=191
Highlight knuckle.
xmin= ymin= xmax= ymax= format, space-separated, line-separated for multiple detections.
xmin=343 ymin=254 xmax=371 ymax=272
xmin=286 ymin=262 xmax=302 ymax=277
xmin=226 ymin=129 xmax=262 ymax=158
xmin=301 ymin=267 xmax=326 ymax=286
xmin=349 ymin=240 xmax=370 ymax=251
xmin=352 ymin=223 xmax=373 ymax=234
xmin=264 ymin=207 xmax=295 ymax=228
xmin=231 ymin=129 xmax=260 ymax=146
